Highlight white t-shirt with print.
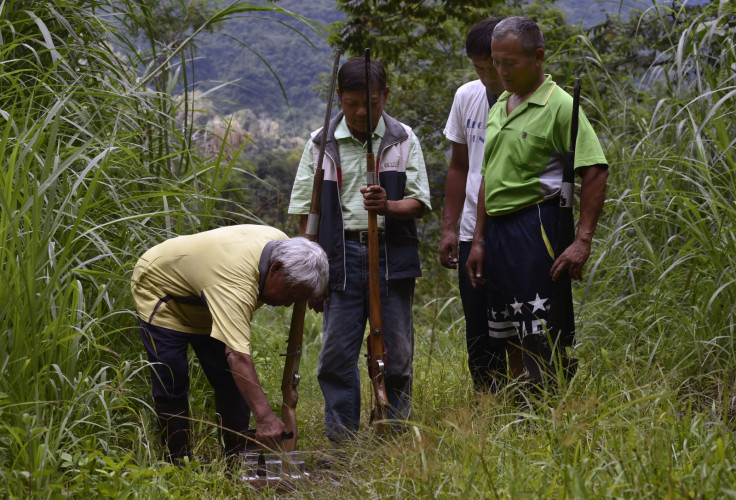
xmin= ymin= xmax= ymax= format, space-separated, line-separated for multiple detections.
xmin=442 ymin=79 xmax=492 ymax=242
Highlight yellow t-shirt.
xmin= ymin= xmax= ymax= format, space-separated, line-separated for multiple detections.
xmin=131 ymin=225 xmax=287 ymax=354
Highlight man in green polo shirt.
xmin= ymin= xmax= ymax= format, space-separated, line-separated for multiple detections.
xmin=466 ymin=16 xmax=609 ymax=386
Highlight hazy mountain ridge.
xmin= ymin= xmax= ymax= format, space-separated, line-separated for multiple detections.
xmin=192 ymin=0 xmax=339 ymax=138
xmin=188 ymin=0 xmax=650 ymax=151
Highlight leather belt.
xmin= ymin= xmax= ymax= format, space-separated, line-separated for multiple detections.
xmin=344 ymin=230 xmax=418 ymax=245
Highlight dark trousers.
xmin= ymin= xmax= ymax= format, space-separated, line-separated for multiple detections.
xmin=318 ymin=241 xmax=415 ymax=441
xmin=138 ymin=319 xmax=250 ymax=457
xmin=484 ymin=200 xmax=575 ymax=365
xmin=458 ymin=241 xmax=513 ymax=393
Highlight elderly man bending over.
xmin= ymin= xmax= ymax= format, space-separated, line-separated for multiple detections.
xmin=131 ymin=224 xmax=328 ymax=463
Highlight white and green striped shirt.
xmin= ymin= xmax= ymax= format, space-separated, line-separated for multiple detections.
xmin=288 ymin=116 xmax=430 ymax=230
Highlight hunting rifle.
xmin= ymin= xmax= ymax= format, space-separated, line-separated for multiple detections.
xmin=279 ymin=49 xmax=341 ymax=452
xmin=524 ymin=78 xmax=580 ymax=384
xmin=364 ymin=48 xmax=390 ymax=431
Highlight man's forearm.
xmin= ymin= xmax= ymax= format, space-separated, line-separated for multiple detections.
xmin=442 ymin=142 xmax=470 ymax=233
xmin=576 ymin=165 xmax=609 ymax=244
xmin=225 ymin=347 xmax=275 ymax=422
xmin=385 ymin=198 xmax=424 ymax=219
xmin=465 ymin=178 xmax=487 ymax=287
xmin=472 ymin=179 xmax=487 ymax=244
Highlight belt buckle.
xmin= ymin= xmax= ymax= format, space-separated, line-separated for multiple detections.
xmin=359 ymin=231 xmax=369 ymax=244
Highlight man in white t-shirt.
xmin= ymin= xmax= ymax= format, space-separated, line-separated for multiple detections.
xmin=440 ymin=17 xmax=519 ymax=393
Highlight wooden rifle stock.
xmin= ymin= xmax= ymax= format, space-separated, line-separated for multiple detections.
xmin=280 ymin=300 xmax=305 ymax=453
xmin=364 ymin=48 xmax=389 ymax=431
xmin=280 ymin=49 xmax=341 ymax=452
xmin=548 ymin=78 xmax=580 ymax=348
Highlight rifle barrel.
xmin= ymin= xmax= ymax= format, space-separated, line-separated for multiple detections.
xmin=570 ymin=78 xmax=581 ymax=153
xmin=315 ymin=49 xmax=342 ymax=176
xmin=365 ymin=49 xmax=373 ymax=156
xmin=548 ymin=78 xmax=581 ymax=349
xmin=281 ymin=49 xmax=341 ymax=452
xmin=306 ymin=49 xmax=342 ymax=241
xmin=364 ymin=47 xmax=388 ymax=427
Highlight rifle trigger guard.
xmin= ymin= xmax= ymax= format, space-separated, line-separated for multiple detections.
xmin=280 ymin=346 xmax=302 ymax=358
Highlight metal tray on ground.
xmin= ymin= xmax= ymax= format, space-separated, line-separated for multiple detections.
xmin=239 ymin=451 xmax=309 ymax=489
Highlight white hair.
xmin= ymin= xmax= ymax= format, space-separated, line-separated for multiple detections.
xmin=270 ymin=237 xmax=329 ymax=297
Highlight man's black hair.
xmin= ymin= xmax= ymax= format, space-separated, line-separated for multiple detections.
xmin=465 ymin=17 xmax=504 ymax=58
xmin=337 ymin=56 xmax=387 ymax=92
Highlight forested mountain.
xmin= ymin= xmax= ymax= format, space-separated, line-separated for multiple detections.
xmin=193 ymin=0 xmax=341 ymax=134
xmin=185 ymin=0 xmax=662 ymax=148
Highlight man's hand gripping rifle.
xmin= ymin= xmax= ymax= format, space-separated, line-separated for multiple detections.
xmin=279 ymin=49 xmax=341 ymax=452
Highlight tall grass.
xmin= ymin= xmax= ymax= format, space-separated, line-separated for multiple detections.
xmin=583 ymin=1 xmax=736 ymax=395
xmin=0 ymin=0 xmax=325 ymax=497
xmin=1 ymin=0 xmax=735 ymax=498
xmin=0 ymin=2 xmax=198 ymax=495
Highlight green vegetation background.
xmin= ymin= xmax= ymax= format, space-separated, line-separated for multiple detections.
xmin=1 ymin=0 xmax=735 ymax=498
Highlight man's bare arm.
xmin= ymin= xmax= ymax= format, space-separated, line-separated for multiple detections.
xmin=466 ymin=178 xmax=488 ymax=288
xmin=550 ymin=164 xmax=608 ymax=281
xmin=225 ymin=347 xmax=285 ymax=446
xmin=439 ymin=142 xmax=470 ymax=269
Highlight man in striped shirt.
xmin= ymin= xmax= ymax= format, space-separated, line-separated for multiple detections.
xmin=289 ymin=57 xmax=431 ymax=441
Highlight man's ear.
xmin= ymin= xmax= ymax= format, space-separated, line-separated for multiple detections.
xmin=268 ymin=260 xmax=283 ymax=277
xmin=535 ymin=48 xmax=545 ymax=65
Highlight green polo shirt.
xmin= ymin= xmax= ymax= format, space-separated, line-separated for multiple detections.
xmin=288 ymin=116 xmax=430 ymax=230
xmin=131 ymin=225 xmax=287 ymax=354
xmin=482 ymin=75 xmax=607 ymax=215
